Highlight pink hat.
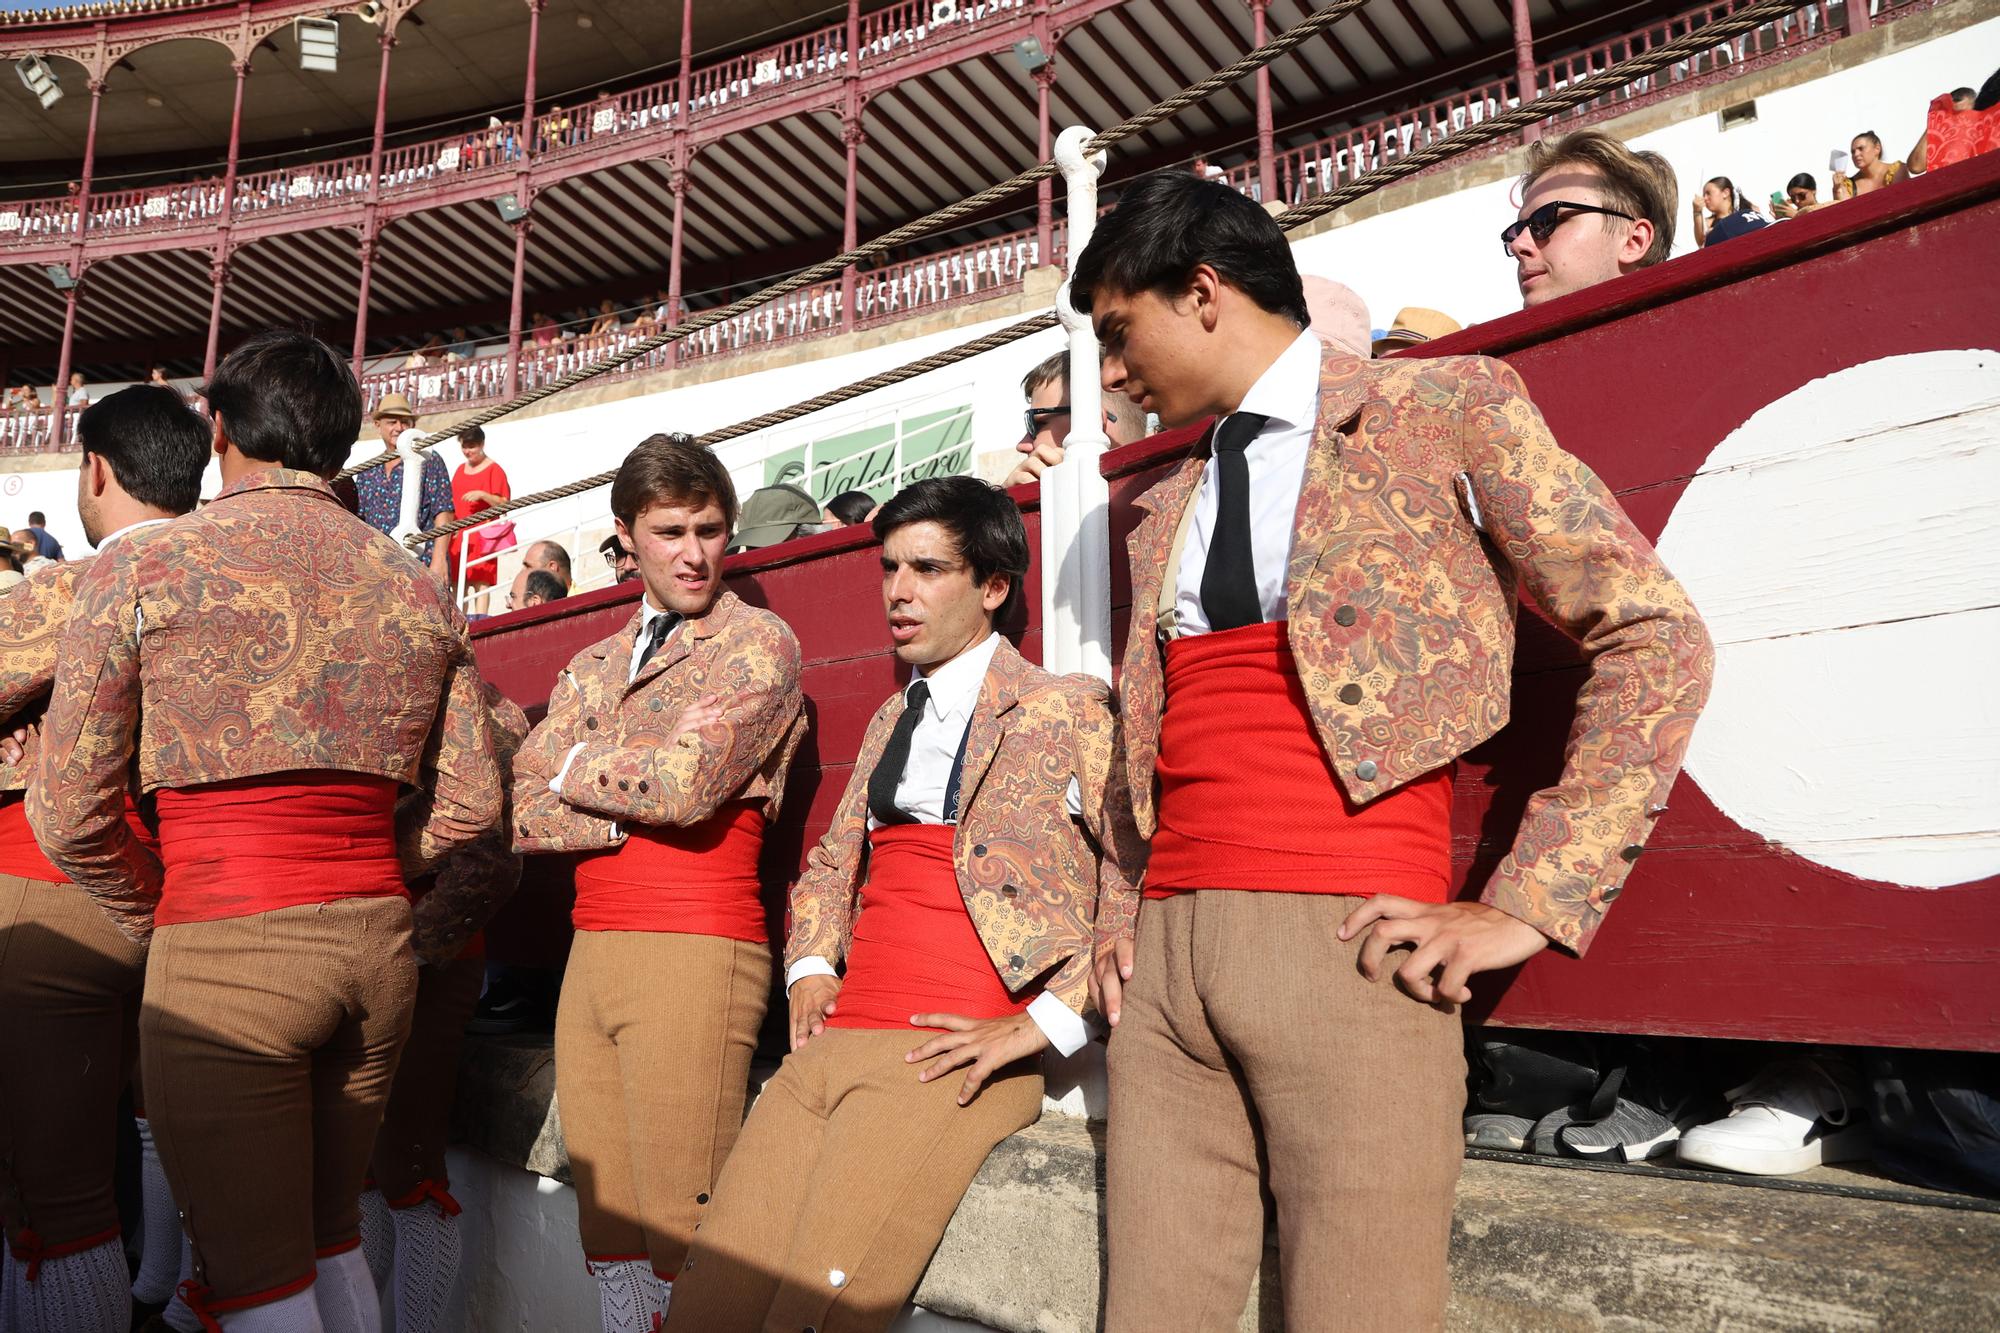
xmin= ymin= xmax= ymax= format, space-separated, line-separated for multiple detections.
xmin=1300 ymin=276 xmax=1370 ymax=358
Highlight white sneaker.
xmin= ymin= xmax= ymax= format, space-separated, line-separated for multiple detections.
xmin=1678 ymin=1056 xmax=1869 ymax=1176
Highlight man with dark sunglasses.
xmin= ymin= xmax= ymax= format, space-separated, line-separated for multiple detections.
xmin=1506 ymin=129 xmax=1678 ymax=308
xmin=1003 ymin=349 xmax=1147 ymax=488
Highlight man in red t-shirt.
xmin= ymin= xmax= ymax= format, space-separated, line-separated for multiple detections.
xmin=511 ymin=432 xmax=804 ymax=1333
xmin=0 ymin=386 xmax=208 ymax=1332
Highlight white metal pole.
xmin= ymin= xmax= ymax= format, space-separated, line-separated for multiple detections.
xmin=1039 ymin=125 xmax=1112 ymax=682
xmin=392 ymin=429 xmax=428 ymax=552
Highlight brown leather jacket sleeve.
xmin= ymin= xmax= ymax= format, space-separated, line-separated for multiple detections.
xmin=1458 ymin=356 xmax=1714 ymax=954
xmin=26 ymin=555 xmax=163 ymax=942
xmin=562 ymin=628 xmax=804 ymax=828
xmin=785 ymin=700 xmax=896 ymax=976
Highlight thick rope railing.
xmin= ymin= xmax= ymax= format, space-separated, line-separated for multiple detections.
xmin=406 ymin=0 xmax=1805 ymax=549
xmin=350 ymin=0 xmax=1377 ymax=493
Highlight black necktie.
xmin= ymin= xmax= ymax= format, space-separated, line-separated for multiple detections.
xmin=634 ymin=611 xmax=680 ymax=678
xmin=1200 ymin=411 xmax=1271 ymax=631
xmin=867 ymin=679 xmax=931 ymax=826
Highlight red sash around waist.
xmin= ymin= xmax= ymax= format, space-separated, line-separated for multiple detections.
xmin=153 ymin=772 xmax=405 ymax=925
xmin=0 ymin=791 xmax=160 ymax=885
xmin=1146 ymin=621 xmax=1452 ymax=900
xmin=827 ymin=823 xmax=1031 ymax=1032
xmin=572 ymin=800 xmax=768 ymax=941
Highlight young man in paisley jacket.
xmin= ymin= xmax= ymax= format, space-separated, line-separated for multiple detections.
xmin=0 ymin=385 xmax=207 ymax=1333
xmin=1076 ymin=172 xmax=1714 ymax=1330
xmin=510 ymin=432 xmax=805 ymax=1333
xmin=665 ymin=476 xmax=1143 ymax=1333
xmin=30 ymin=331 xmax=504 ymax=1333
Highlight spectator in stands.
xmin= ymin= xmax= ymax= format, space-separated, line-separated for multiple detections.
xmin=532 ymin=312 xmax=560 ymax=348
xmin=65 ymin=373 xmax=89 ymax=410
xmin=353 ymin=392 xmax=453 ymax=575
xmin=1301 ymin=276 xmax=1370 ymax=356
xmin=1912 ymin=78 xmax=2000 ymax=174
xmin=447 ymin=424 xmax=512 ymax=611
xmin=1190 ymin=154 xmax=1227 ymax=183
xmin=1372 ymin=307 xmax=1463 ymax=356
xmin=1003 ymin=349 xmax=1148 ymax=488
xmin=587 ymin=300 xmax=621 ymax=338
xmin=1848 ymin=131 xmax=1905 ymax=194
xmin=727 ymin=483 xmax=826 ymax=553
xmin=506 ymin=565 xmax=569 ymax=611
xmin=4 ymin=385 xmax=38 ymax=414
xmin=1506 ymin=128 xmax=1676 ymax=308
xmin=147 ymin=366 xmax=173 ymax=389
xmin=1692 ymin=176 xmax=1769 ymax=247
xmin=1773 ymin=172 xmax=1827 ymax=219
xmin=20 ymin=511 xmax=62 ymax=560
xmin=523 ymin=538 xmax=574 ymax=589
xmin=0 ymin=542 xmax=21 ymax=590
xmin=599 ymin=533 xmax=639 ymax=584
xmin=823 ymin=489 xmax=878 ymax=525
xmin=446 ymin=327 xmax=477 ymax=360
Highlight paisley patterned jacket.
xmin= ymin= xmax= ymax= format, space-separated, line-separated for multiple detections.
xmin=0 ymin=558 xmax=92 ymax=795
xmin=511 ymin=589 xmax=805 ymax=853
xmin=1119 ymin=345 xmax=1713 ymax=955
xmin=787 ymin=638 xmax=1144 ymax=1020
xmin=410 ymin=685 xmax=530 ymax=965
xmin=29 ymin=470 xmax=504 ymax=942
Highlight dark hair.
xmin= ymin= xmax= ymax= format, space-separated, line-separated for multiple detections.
xmin=203 ymin=329 xmax=362 ymax=477
xmin=1786 ymin=172 xmax=1817 ymax=194
xmin=462 ymin=424 xmax=486 ymax=448
xmin=1854 ymin=130 xmax=1883 ymax=149
xmin=528 ymin=538 xmax=572 ymax=584
xmin=1977 ymin=68 xmax=2000 ymax=112
xmin=1068 ymin=169 xmax=1309 ymax=328
xmin=1952 ymin=85 xmax=1977 ymax=101
xmin=27 ymin=511 xmax=45 ymax=525
xmin=1704 ymin=175 xmax=1739 ymax=212
xmin=871 ymin=475 xmax=1030 ymax=623
xmin=75 ymin=385 xmax=211 ymax=515
xmin=1021 ymin=350 xmax=1067 ymax=400
xmin=610 ymin=432 xmax=738 ymax=529
xmin=523 ymin=569 xmax=568 ymax=604
xmin=825 ymin=489 xmax=877 ymax=525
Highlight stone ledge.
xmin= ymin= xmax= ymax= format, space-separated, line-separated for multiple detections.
xmin=452 ymin=1035 xmax=2000 ymax=1331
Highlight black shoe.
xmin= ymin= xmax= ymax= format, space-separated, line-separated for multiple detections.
xmin=468 ymin=981 xmax=536 ymax=1035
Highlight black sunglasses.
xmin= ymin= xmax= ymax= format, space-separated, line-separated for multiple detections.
xmin=1024 ymin=404 xmax=1070 ymax=438
xmin=1500 ymin=200 xmax=1635 ymax=255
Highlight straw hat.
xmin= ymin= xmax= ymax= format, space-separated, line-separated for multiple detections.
xmin=372 ymin=391 xmax=418 ymax=422
xmin=1372 ymin=308 xmax=1462 ymax=356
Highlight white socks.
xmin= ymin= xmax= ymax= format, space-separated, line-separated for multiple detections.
xmin=311 ymin=1247 xmax=381 ymax=1333
xmin=214 ymin=1286 xmax=323 ymax=1332
xmin=356 ymin=1188 xmax=394 ymax=1297
xmin=389 ymin=1199 xmax=461 ymax=1333
xmin=161 ymin=1236 xmax=202 ymax=1332
xmin=133 ymin=1116 xmax=185 ymax=1307
xmin=589 ymin=1257 xmax=664 ymax=1333
xmin=3 ymin=1237 xmax=130 ymax=1333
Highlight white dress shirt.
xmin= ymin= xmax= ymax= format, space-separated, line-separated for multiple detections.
xmin=787 ymin=631 xmax=1092 ymax=1056
xmin=1173 ymin=329 xmax=1323 ymax=635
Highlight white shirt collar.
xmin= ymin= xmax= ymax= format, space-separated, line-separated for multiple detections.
xmin=95 ymin=516 xmax=172 ymax=551
xmin=911 ymin=630 xmax=1000 ymax=726
xmin=1232 ymin=329 xmax=1322 ymax=433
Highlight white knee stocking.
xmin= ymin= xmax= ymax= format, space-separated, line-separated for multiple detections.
xmin=312 ymin=1247 xmax=381 ymax=1333
xmin=389 ymin=1199 xmax=461 ymax=1333
xmin=356 ymin=1189 xmax=394 ymax=1296
xmin=4 ymin=1237 xmax=130 ymax=1333
xmin=133 ymin=1117 xmax=185 ymax=1306
xmin=589 ymin=1257 xmax=660 ymax=1333
xmin=214 ymin=1286 xmax=323 ymax=1332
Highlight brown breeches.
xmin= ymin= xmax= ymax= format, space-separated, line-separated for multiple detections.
xmin=1104 ymin=891 xmax=1465 ymax=1333
xmin=370 ymin=953 xmax=485 ymax=1206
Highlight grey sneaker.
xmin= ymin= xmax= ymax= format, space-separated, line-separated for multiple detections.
xmin=1535 ymin=1097 xmax=1684 ymax=1161
xmin=1464 ymin=1113 xmax=1534 ymax=1151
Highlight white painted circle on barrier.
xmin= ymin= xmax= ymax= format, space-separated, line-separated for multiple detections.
xmin=1656 ymin=349 xmax=2000 ymax=888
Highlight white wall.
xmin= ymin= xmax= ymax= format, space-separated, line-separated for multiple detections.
xmin=8 ymin=14 xmax=1991 ymax=561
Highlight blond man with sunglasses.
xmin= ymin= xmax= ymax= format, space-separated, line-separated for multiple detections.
xmin=1506 ymin=129 xmax=1679 ymax=308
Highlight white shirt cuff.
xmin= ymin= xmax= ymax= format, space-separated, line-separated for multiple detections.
xmin=1027 ymin=991 xmax=1093 ymax=1057
xmin=548 ymin=742 xmax=587 ymax=795
xmin=785 ymin=956 xmax=838 ymax=994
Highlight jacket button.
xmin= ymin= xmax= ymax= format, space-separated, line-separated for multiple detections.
xmin=1620 ymin=845 xmax=1644 ymax=862
xmin=1338 ymin=684 xmax=1363 ymax=705
xmin=518 ymin=823 xmax=529 ymax=836
xmin=618 ymin=780 xmax=629 ymax=791
xmin=637 ymin=781 xmax=649 ymax=794
xmin=1602 ymin=885 xmax=1623 ymax=902
xmin=585 ymin=717 xmax=597 ymax=729
xmin=696 ymin=1192 xmax=709 ymax=1204
xmin=972 ymin=843 xmax=988 ymax=857
xmin=1002 ymin=884 xmax=1018 ymax=897
xmin=1355 ymin=760 xmax=1378 ymax=781
xmin=598 ymin=774 xmax=609 ymax=787
xmin=1334 ymin=605 xmax=1357 ymax=627
xmin=650 ymin=698 xmax=663 ymax=712
xmin=1008 ymin=955 xmax=1024 ymax=970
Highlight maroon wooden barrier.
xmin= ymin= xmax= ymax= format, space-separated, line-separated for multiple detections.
xmin=474 ymin=149 xmax=2000 ymax=1051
